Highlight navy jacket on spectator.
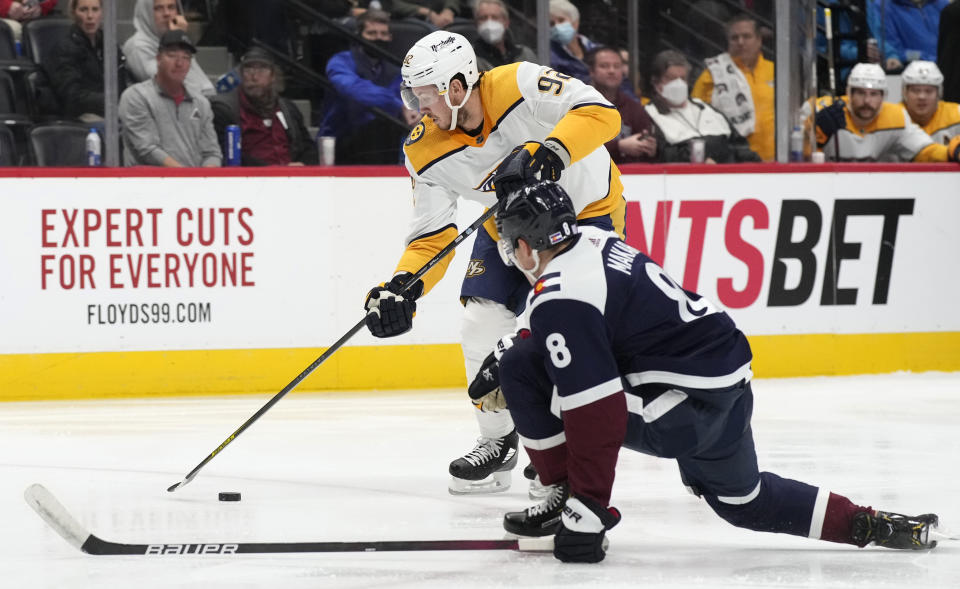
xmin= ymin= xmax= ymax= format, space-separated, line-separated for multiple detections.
xmin=48 ymin=25 xmax=127 ymax=118
xmin=870 ymin=0 xmax=948 ymax=63
xmin=319 ymin=45 xmax=402 ymax=138
xmin=549 ymin=34 xmax=596 ymax=84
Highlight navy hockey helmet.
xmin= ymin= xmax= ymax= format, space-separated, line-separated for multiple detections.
xmin=496 ymin=181 xmax=578 ymax=266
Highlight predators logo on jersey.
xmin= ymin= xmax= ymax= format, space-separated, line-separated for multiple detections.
xmin=465 ymin=259 xmax=486 ymax=277
xmin=475 ymin=169 xmax=497 ymax=193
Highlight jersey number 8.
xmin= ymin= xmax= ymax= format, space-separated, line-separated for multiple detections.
xmin=546 ymin=332 xmax=572 ymax=368
xmin=645 ymin=263 xmax=719 ymax=322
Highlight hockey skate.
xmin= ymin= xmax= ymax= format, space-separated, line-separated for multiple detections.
xmin=851 ymin=510 xmax=940 ymax=550
xmin=448 ymin=429 xmax=518 ymax=495
xmin=523 ymin=462 xmax=550 ymax=500
xmin=503 ymin=480 xmax=569 ymax=537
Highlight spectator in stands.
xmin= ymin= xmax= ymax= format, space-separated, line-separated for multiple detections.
xmin=391 ymin=0 xmax=461 ymax=29
xmin=937 ymin=0 xmax=959 ymax=102
xmin=691 ymin=13 xmax=775 ymax=161
xmin=119 ymin=30 xmax=221 ymax=167
xmin=319 ymin=9 xmax=405 ymax=165
xmin=617 ymin=47 xmax=640 ymax=101
xmin=586 ymin=46 xmax=656 ymax=164
xmin=210 ymin=48 xmax=317 ymax=166
xmin=646 ymin=50 xmax=760 ymax=164
xmin=548 ymin=0 xmax=595 ymax=84
xmin=0 ymin=0 xmax=56 ymax=41
xmin=473 ymin=0 xmax=536 ymax=71
xmin=48 ymin=0 xmax=127 ymax=122
xmin=123 ymin=0 xmax=215 ymax=96
xmin=813 ymin=62 xmax=960 ymax=161
xmin=869 ymin=0 xmax=948 ymax=69
xmin=900 ymin=61 xmax=960 ymax=145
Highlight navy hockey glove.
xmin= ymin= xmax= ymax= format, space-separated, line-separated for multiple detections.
xmin=494 ymin=139 xmax=570 ymax=201
xmin=363 ymin=272 xmax=424 ymax=338
xmin=553 ymin=495 xmax=621 ymax=564
xmin=815 ymin=99 xmax=847 ymax=143
xmin=467 ymin=332 xmax=522 ymax=411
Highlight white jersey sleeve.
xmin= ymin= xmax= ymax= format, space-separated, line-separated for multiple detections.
xmin=404 ymin=161 xmax=459 ymax=247
xmin=514 ymin=62 xmax=615 ymax=154
xmin=894 ymin=106 xmax=936 ymax=161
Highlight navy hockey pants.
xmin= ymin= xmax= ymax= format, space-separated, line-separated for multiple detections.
xmin=501 ymin=340 xmax=824 ymax=540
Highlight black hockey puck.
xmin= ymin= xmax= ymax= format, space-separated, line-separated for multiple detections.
xmin=218 ymin=491 xmax=241 ymax=502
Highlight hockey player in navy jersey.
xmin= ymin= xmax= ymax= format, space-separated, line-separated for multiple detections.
xmin=468 ymin=180 xmax=941 ymax=563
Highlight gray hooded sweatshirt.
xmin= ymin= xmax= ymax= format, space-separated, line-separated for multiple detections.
xmin=122 ymin=0 xmax=215 ymax=96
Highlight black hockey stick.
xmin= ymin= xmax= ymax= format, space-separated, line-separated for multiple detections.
xmin=166 ymin=203 xmax=501 ymax=493
xmin=25 ymin=484 xmax=553 ymax=555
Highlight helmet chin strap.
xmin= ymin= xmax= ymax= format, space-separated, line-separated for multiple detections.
xmin=444 ymin=85 xmax=474 ymax=131
xmin=516 ymin=249 xmax=541 ymax=283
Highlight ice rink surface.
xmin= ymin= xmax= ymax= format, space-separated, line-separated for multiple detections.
xmin=1 ymin=372 xmax=958 ymax=588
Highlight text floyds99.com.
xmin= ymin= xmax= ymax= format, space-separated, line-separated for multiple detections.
xmin=87 ymin=302 xmax=211 ymax=325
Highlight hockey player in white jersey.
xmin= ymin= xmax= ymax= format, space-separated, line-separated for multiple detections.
xmin=900 ymin=61 xmax=960 ymax=145
xmin=468 ymin=180 xmax=941 ymax=563
xmin=361 ymin=31 xmax=626 ymax=495
xmin=814 ymin=63 xmax=960 ymax=162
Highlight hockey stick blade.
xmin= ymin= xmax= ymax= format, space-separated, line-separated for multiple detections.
xmin=26 ymin=483 xmax=553 ymax=555
xmin=930 ymin=528 xmax=959 ymax=542
xmin=166 ymin=203 xmax=500 ymax=493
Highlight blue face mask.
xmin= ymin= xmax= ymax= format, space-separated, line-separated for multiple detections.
xmin=550 ymin=21 xmax=576 ymax=45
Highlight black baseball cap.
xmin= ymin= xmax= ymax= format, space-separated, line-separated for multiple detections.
xmin=240 ymin=47 xmax=275 ymax=68
xmin=158 ymin=30 xmax=197 ymax=54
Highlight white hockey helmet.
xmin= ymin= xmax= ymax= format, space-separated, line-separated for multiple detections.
xmin=846 ymin=63 xmax=887 ymax=95
xmin=400 ymin=31 xmax=479 ymax=130
xmin=901 ymin=60 xmax=944 ymax=97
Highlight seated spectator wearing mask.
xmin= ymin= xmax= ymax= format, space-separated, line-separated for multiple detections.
xmin=586 ymin=46 xmax=656 ymax=163
xmin=48 ymin=0 xmax=128 ymax=122
xmin=645 ymin=50 xmax=760 ymax=164
xmin=691 ymin=13 xmax=774 ymax=161
xmin=319 ymin=9 xmax=406 ymax=164
xmin=123 ymin=0 xmax=215 ymax=96
xmin=473 ymin=0 xmax=537 ymax=71
xmin=119 ymin=30 xmax=221 ymax=167
xmin=548 ymin=0 xmax=595 ymax=83
xmin=0 ymin=0 xmax=56 ymax=41
xmin=900 ymin=61 xmax=960 ymax=145
xmin=211 ymin=48 xmax=318 ymax=166
xmin=813 ymin=62 xmax=960 ymax=161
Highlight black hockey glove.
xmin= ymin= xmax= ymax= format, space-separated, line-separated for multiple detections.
xmin=363 ymin=272 xmax=424 ymax=338
xmin=494 ymin=140 xmax=569 ymax=201
xmin=467 ymin=332 xmax=522 ymax=411
xmin=815 ymin=99 xmax=847 ymax=143
xmin=553 ymin=495 xmax=621 ymax=564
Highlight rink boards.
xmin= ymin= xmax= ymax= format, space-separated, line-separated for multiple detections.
xmin=1 ymin=164 xmax=958 ymax=400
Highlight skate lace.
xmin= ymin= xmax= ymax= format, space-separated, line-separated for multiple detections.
xmin=463 ymin=437 xmax=502 ymax=467
xmin=528 ymin=484 xmax=566 ymax=516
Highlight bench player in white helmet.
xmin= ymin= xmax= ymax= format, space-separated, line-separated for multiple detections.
xmin=813 ymin=62 xmax=960 ymax=162
xmin=901 ymin=61 xmax=960 ymax=145
xmin=361 ymin=30 xmax=626 ymax=495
